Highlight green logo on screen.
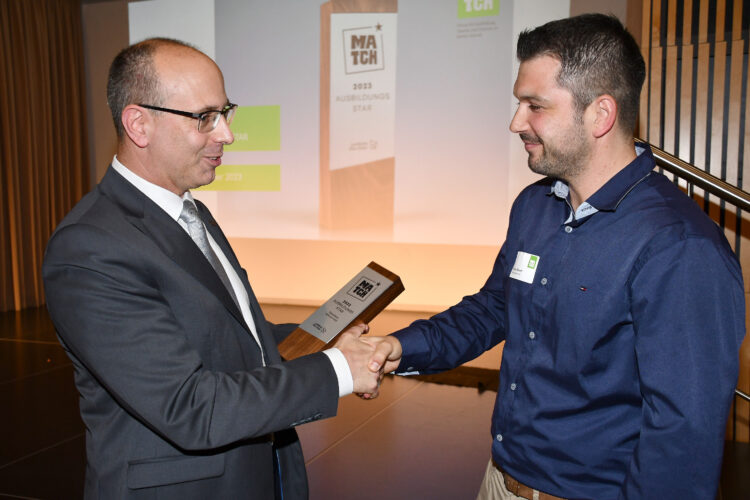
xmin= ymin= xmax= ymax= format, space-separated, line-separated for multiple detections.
xmin=458 ymin=0 xmax=500 ymax=19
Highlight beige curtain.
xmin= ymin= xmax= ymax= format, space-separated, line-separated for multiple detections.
xmin=0 ymin=0 xmax=89 ymax=311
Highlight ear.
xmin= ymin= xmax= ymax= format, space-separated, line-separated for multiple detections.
xmin=590 ymin=94 xmax=617 ymax=138
xmin=121 ymin=105 xmax=150 ymax=148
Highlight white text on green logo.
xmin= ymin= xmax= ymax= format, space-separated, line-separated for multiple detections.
xmin=458 ymin=0 xmax=499 ymax=19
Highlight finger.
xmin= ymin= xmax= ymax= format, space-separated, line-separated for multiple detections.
xmin=348 ymin=322 xmax=369 ymax=338
xmin=369 ymin=340 xmax=393 ymax=372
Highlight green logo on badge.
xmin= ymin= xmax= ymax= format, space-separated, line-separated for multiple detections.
xmin=458 ymin=0 xmax=499 ymax=19
xmin=527 ymin=255 xmax=538 ymax=269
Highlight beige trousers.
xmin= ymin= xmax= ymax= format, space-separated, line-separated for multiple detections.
xmin=476 ymin=459 xmax=541 ymax=500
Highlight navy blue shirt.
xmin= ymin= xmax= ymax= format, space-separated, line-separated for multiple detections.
xmin=393 ymin=145 xmax=745 ymax=499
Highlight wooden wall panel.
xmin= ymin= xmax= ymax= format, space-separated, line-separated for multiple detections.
xmin=649 ymin=46 xmax=664 ymax=142
xmin=698 ymin=0 xmax=709 ymax=43
xmin=693 ymin=42 xmax=711 ymax=202
xmin=709 ymin=40 xmax=726 ymax=223
xmin=639 ymin=0 xmax=652 ymax=136
xmin=726 ymin=40 xmax=744 ymax=188
xmin=709 ymin=41 xmax=726 ymax=181
xmin=678 ymin=44 xmax=694 ymax=161
xmin=663 ymin=45 xmax=678 ymax=153
xmin=683 ymin=0 xmax=694 ymax=44
xmin=732 ymin=0 xmax=743 ymax=40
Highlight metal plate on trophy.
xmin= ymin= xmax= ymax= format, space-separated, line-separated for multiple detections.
xmin=278 ymin=262 xmax=404 ymax=360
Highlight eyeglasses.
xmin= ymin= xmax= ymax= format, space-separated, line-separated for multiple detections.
xmin=138 ymin=103 xmax=238 ymax=132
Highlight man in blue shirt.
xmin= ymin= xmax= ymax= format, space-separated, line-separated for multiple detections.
xmin=367 ymin=14 xmax=746 ymax=499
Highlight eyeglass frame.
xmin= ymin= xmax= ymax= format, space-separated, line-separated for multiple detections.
xmin=137 ymin=102 xmax=238 ymax=132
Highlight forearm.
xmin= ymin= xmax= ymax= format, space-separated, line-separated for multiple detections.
xmin=393 ymin=287 xmax=506 ymax=373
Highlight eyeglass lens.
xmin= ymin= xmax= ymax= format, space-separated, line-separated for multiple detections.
xmin=198 ymin=106 xmax=236 ymax=132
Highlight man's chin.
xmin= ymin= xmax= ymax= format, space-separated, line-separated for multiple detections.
xmin=527 ymin=158 xmax=551 ymax=177
xmin=187 ymin=176 xmax=216 ymax=192
xmin=198 ymin=170 xmax=217 ymax=188
xmin=526 ymin=155 xmax=541 ymax=172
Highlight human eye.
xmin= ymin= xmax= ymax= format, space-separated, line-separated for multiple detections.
xmin=200 ymin=111 xmax=218 ymax=124
xmin=517 ymin=99 xmax=542 ymax=112
xmin=198 ymin=111 xmax=219 ymax=131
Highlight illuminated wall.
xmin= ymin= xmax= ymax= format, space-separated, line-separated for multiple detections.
xmin=124 ymin=0 xmax=570 ymax=311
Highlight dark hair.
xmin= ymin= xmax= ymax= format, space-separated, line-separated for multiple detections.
xmin=516 ymin=13 xmax=646 ymax=134
xmin=106 ymin=38 xmax=196 ymax=138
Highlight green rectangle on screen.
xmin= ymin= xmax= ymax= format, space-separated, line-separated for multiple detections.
xmin=458 ymin=0 xmax=499 ymax=18
xmin=226 ymin=105 xmax=280 ymax=151
xmin=195 ymin=165 xmax=280 ymax=191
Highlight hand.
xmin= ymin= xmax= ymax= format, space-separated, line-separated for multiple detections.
xmin=366 ymin=336 xmax=403 ymax=375
xmin=333 ymin=323 xmax=383 ymax=395
xmin=353 ymin=335 xmax=403 ymax=400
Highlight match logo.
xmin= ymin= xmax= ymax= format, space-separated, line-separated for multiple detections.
xmin=347 ymin=276 xmax=379 ymax=301
xmin=342 ymin=22 xmax=387 ymax=74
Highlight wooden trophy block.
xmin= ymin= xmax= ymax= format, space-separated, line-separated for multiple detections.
xmin=278 ymin=262 xmax=404 ymax=360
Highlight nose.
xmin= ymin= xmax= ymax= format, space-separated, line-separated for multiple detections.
xmin=509 ymin=106 xmax=526 ymax=134
xmin=212 ymin=114 xmax=234 ymax=145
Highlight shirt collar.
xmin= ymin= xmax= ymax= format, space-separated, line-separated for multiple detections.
xmin=549 ymin=142 xmax=655 ymax=214
xmin=111 ymin=155 xmax=194 ymax=221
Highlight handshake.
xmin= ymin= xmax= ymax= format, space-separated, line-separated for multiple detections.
xmin=332 ymin=324 xmax=404 ymax=399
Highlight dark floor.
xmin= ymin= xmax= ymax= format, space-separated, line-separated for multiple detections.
xmin=0 ymin=306 xmax=747 ymax=499
xmin=0 ymin=306 xmax=495 ymax=499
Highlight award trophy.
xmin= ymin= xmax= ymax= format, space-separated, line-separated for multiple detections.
xmin=278 ymin=262 xmax=404 ymax=360
xmin=320 ymin=0 xmax=398 ymax=231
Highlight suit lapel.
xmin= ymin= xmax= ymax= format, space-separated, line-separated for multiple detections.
xmin=98 ymin=168 xmax=247 ymax=330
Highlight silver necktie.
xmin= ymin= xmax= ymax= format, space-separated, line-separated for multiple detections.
xmin=179 ymin=200 xmax=239 ymax=308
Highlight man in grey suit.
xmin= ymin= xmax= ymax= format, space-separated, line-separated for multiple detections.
xmin=43 ymin=38 xmax=381 ymax=499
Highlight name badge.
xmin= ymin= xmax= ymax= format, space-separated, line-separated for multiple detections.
xmin=510 ymin=251 xmax=540 ymax=284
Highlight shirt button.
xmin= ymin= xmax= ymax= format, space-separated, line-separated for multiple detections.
xmin=510 ymin=383 xmax=517 ymax=391
xmin=528 ymin=331 xmax=536 ymax=340
xmin=496 ymin=433 xmax=503 ymax=442
xmin=540 ymin=277 xmax=548 ymax=285
xmin=565 ymin=225 xmax=573 ymax=233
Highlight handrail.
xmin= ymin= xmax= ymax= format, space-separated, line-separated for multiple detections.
xmin=637 ymin=140 xmax=750 ymax=425
xmin=639 ymin=139 xmax=750 ymax=213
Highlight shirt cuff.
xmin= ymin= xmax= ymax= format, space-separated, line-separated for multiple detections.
xmin=323 ymin=348 xmax=353 ymax=397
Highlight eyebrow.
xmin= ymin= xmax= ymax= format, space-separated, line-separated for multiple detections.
xmin=516 ymin=93 xmax=550 ymax=105
xmin=197 ymin=101 xmax=232 ymax=113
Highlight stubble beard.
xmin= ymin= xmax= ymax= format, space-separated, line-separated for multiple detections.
xmin=522 ymin=122 xmax=590 ymax=182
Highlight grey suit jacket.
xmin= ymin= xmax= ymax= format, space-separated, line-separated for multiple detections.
xmin=43 ymin=167 xmax=338 ymax=499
